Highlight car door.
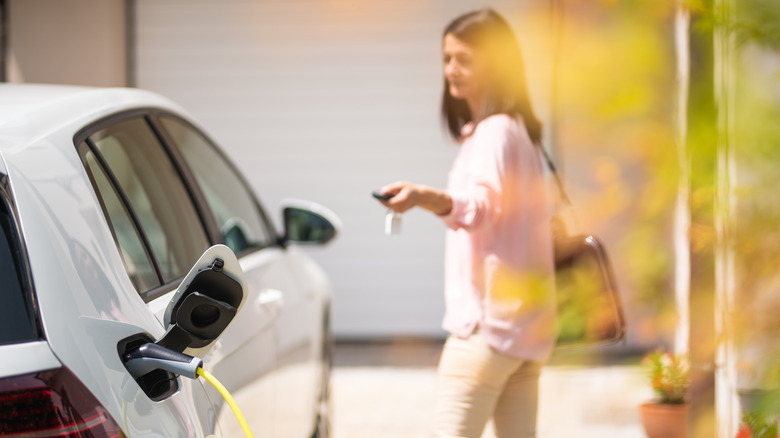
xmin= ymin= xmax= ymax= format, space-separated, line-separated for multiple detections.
xmin=155 ymin=115 xmax=307 ymax=437
xmin=266 ymin=246 xmax=324 ymax=438
xmin=77 ymin=114 xmax=251 ymax=437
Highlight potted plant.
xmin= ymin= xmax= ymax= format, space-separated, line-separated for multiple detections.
xmin=736 ymin=412 xmax=779 ymax=438
xmin=639 ymin=350 xmax=690 ymax=438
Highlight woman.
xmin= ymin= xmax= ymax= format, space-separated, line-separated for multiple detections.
xmin=376 ymin=9 xmax=556 ymax=438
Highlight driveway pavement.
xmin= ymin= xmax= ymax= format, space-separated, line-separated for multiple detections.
xmin=331 ymin=341 xmax=652 ymax=438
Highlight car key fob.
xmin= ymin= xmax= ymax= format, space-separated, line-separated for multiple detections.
xmin=372 ymin=191 xmax=395 ymax=201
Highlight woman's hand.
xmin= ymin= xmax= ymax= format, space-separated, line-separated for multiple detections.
xmin=377 ymin=181 xmax=420 ymax=214
xmin=377 ymin=181 xmax=453 ymax=216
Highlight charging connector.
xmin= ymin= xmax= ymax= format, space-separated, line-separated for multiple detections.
xmin=121 ymin=342 xmax=254 ymax=438
xmin=123 ymin=343 xmax=202 ymax=380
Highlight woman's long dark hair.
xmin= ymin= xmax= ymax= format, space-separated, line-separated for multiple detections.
xmin=442 ymin=9 xmax=542 ymax=144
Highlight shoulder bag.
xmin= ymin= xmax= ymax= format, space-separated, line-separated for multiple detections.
xmin=538 ymin=146 xmax=627 ymax=348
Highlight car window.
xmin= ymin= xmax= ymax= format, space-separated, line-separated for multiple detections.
xmin=0 ymin=198 xmax=39 ymax=345
xmin=87 ymin=117 xmax=209 ymax=287
xmin=159 ymin=116 xmax=275 ymax=253
xmin=83 ymin=148 xmax=161 ymax=292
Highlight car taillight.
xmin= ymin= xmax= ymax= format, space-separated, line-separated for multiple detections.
xmin=0 ymin=367 xmax=124 ymax=437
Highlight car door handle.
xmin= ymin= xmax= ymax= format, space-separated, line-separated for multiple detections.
xmin=257 ymin=289 xmax=284 ymax=314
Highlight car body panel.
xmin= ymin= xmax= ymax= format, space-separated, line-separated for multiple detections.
xmin=271 ymin=245 xmax=331 ymax=437
xmin=0 ymin=341 xmax=61 ymax=378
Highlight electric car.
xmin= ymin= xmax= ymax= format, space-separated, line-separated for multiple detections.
xmin=0 ymin=84 xmax=337 ymax=437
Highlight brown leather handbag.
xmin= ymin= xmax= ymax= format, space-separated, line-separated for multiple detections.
xmin=539 ymin=147 xmax=627 ymax=348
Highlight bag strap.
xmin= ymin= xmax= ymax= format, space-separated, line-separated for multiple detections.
xmin=536 ymin=143 xmax=572 ymax=207
xmin=536 ymin=143 xmax=581 ymax=236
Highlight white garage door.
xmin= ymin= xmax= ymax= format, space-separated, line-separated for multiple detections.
xmin=134 ymin=0 xmax=553 ymax=339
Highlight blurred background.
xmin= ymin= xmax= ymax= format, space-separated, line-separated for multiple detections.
xmin=4 ymin=0 xmax=780 ymax=436
xmin=1 ymin=0 xmax=676 ymax=344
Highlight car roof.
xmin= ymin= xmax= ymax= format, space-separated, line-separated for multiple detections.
xmin=0 ymin=84 xmax=187 ymax=153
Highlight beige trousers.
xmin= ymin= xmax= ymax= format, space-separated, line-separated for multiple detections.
xmin=433 ymin=333 xmax=542 ymax=438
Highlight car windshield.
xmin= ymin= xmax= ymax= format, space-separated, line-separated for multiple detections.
xmin=0 ymin=196 xmax=39 ymax=345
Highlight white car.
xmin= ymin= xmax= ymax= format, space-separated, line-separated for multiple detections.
xmin=0 ymin=84 xmax=337 ymax=437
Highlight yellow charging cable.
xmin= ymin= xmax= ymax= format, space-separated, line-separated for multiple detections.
xmin=196 ymin=367 xmax=254 ymax=438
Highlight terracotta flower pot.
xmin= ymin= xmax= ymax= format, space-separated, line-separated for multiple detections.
xmin=639 ymin=402 xmax=688 ymax=438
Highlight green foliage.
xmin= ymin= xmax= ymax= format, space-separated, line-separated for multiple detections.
xmin=735 ymin=0 xmax=780 ymax=48
xmin=742 ymin=411 xmax=779 ymax=438
xmin=603 ymin=0 xmax=780 ymax=347
xmin=642 ymin=350 xmax=690 ymax=404
xmin=688 ymin=0 xmax=780 ymax=49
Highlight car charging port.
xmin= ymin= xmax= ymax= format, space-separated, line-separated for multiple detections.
xmin=117 ymin=252 xmax=243 ymax=402
xmin=116 ymin=245 xmax=256 ymax=437
xmin=117 ymin=334 xmax=180 ymax=402
xmin=119 ymin=335 xmax=204 ymax=401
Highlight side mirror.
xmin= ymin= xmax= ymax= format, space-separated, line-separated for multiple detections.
xmin=554 ymin=235 xmax=626 ymax=348
xmin=157 ymin=244 xmax=248 ymax=357
xmin=281 ymin=199 xmax=341 ymax=245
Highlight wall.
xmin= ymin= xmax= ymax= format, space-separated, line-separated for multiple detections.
xmin=6 ymin=0 xmax=126 ymax=86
